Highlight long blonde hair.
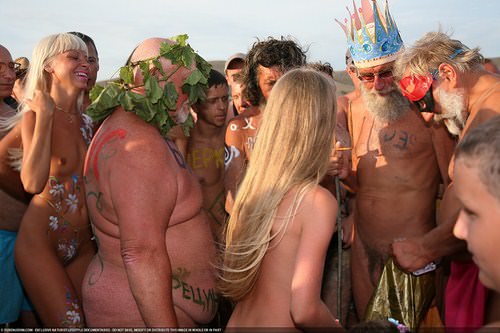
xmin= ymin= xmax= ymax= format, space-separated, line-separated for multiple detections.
xmin=0 ymin=33 xmax=87 ymax=169
xmin=219 ymin=68 xmax=337 ymax=301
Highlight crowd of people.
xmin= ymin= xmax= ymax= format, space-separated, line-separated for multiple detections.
xmin=1 ymin=0 xmax=500 ymax=331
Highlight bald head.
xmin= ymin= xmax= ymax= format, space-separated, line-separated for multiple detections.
xmin=130 ymin=37 xmax=170 ymax=63
xmin=130 ymin=37 xmax=195 ymax=111
xmin=0 ymin=44 xmax=13 ymax=63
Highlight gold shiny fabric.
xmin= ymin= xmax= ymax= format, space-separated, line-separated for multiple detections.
xmin=364 ymin=258 xmax=435 ymax=332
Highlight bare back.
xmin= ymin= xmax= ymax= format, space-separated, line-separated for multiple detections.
xmin=82 ymin=108 xmax=217 ymax=327
xmin=227 ymin=186 xmax=338 ymax=329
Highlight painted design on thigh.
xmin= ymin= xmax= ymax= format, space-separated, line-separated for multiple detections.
xmin=45 ymin=175 xmax=86 ymax=264
xmin=172 ymin=267 xmax=219 ymax=315
xmin=224 ymin=145 xmax=240 ymax=169
xmin=60 ymin=288 xmax=83 ymax=327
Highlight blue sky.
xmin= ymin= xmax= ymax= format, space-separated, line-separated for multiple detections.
xmin=2 ymin=0 xmax=499 ymax=81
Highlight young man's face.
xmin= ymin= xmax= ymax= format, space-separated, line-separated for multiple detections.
xmin=257 ymin=65 xmax=283 ymax=102
xmin=194 ymin=84 xmax=229 ymax=128
xmin=453 ymin=159 xmax=500 ymax=292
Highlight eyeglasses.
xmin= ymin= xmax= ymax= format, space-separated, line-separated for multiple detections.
xmin=0 ymin=62 xmax=20 ymax=74
xmin=357 ymin=68 xmax=393 ymax=83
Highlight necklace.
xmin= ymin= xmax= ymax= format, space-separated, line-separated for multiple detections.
xmin=55 ymin=105 xmax=80 ymax=123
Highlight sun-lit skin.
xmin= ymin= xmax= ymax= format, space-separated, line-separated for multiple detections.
xmin=49 ymin=49 xmax=90 ymax=93
xmin=453 ymin=159 xmax=500 ymax=292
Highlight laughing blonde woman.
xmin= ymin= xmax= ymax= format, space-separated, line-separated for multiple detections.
xmin=1 ymin=33 xmax=96 ymax=327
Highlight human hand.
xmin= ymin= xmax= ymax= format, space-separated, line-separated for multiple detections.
xmin=326 ymin=141 xmax=350 ymax=179
xmin=391 ymin=237 xmax=433 ymax=273
xmin=24 ymin=89 xmax=55 ymax=118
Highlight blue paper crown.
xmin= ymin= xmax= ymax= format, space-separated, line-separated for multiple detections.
xmin=336 ymin=0 xmax=404 ymax=68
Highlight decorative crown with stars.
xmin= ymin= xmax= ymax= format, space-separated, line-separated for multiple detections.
xmin=336 ymin=0 xmax=404 ymax=69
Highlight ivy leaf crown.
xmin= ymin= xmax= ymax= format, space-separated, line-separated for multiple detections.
xmin=86 ymin=34 xmax=211 ymax=137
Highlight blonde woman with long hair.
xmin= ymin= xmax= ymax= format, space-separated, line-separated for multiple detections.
xmin=219 ymin=68 xmax=343 ymax=330
xmin=3 ymin=33 xmax=95 ymax=327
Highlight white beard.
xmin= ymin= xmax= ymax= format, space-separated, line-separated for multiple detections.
xmin=434 ymin=88 xmax=468 ymax=137
xmin=361 ymin=84 xmax=410 ymax=123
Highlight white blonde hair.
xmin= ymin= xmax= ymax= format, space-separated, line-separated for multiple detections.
xmin=0 ymin=33 xmax=87 ymax=131
xmin=0 ymin=33 xmax=87 ymax=169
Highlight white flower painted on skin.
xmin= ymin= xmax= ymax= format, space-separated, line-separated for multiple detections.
xmin=49 ymin=216 xmax=59 ymax=230
xmin=66 ymin=307 xmax=81 ymax=325
xmin=49 ymin=183 xmax=65 ymax=197
xmin=65 ymin=244 xmax=77 ymax=262
xmin=80 ymin=114 xmax=94 ymax=145
xmin=65 ymin=194 xmax=78 ymax=213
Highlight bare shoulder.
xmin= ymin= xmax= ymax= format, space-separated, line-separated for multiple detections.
xmin=349 ymin=94 xmax=366 ymax=115
xmin=228 ymin=107 xmax=260 ymax=126
xmin=299 ymin=185 xmax=338 ymax=223
xmin=478 ymin=88 xmax=500 ymax=117
xmin=94 ymin=114 xmax=178 ymax=177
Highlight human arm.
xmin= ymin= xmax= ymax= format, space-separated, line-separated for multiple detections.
xmin=20 ymin=90 xmax=55 ymax=193
xmin=0 ymin=122 xmax=29 ymax=202
xmin=392 ymin=125 xmax=463 ymax=272
xmin=112 ymin=137 xmax=177 ymax=327
xmin=224 ymin=120 xmax=246 ymax=213
xmin=290 ymin=187 xmax=344 ymax=331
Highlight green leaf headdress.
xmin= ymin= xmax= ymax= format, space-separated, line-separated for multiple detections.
xmin=86 ymin=34 xmax=211 ymax=137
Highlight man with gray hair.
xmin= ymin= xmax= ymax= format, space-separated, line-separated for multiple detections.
xmin=394 ymin=31 xmax=500 ymax=328
xmin=335 ymin=1 xmax=455 ymax=322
